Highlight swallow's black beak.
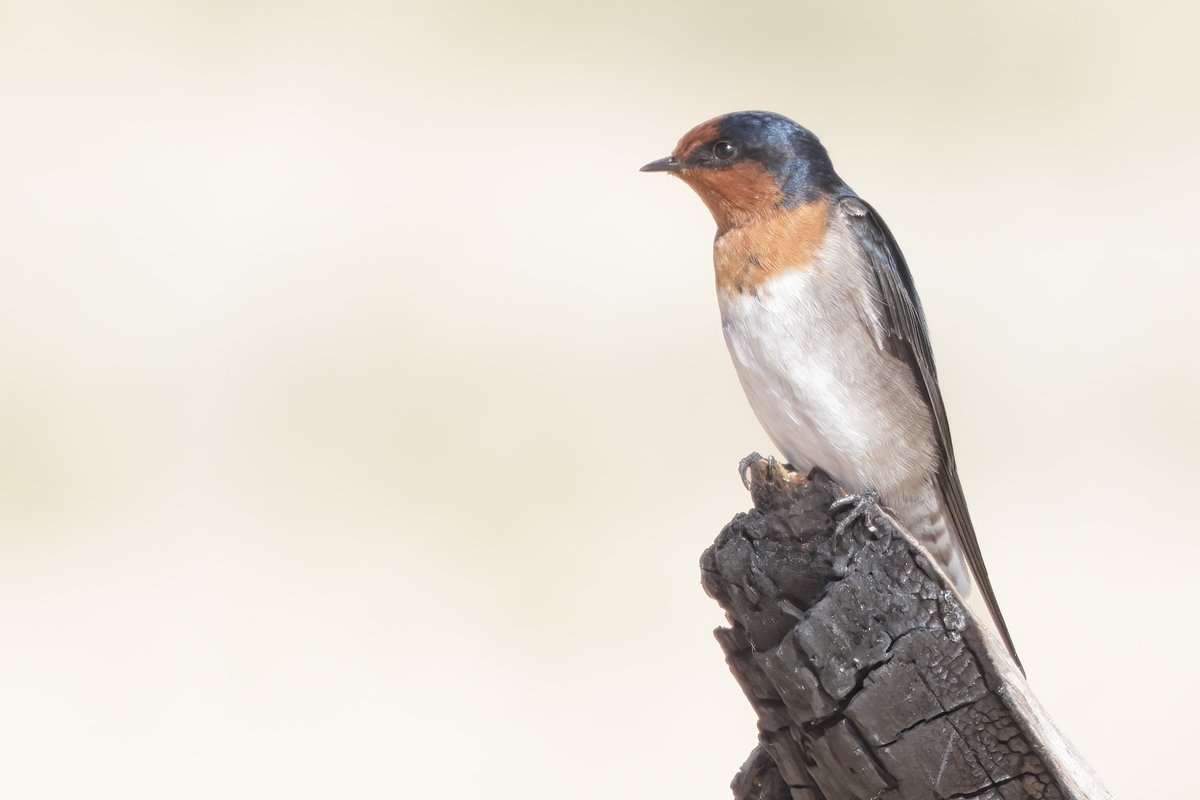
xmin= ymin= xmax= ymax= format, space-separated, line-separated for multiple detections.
xmin=640 ymin=156 xmax=682 ymax=173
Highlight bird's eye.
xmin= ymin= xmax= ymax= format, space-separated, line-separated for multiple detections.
xmin=713 ymin=140 xmax=737 ymax=161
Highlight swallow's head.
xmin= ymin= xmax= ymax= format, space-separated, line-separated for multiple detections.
xmin=641 ymin=111 xmax=842 ymax=233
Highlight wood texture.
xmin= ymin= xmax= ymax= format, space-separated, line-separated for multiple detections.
xmin=701 ymin=455 xmax=1110 ymax=800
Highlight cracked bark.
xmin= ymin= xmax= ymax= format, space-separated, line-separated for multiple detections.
xmin=703 ymin=456 xmax=1111 ymax=800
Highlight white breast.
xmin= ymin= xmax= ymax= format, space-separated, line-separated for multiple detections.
xmin=717 ymin=220 xmax=938 ymax=497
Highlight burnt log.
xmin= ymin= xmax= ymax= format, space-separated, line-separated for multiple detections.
xmin=701 ymin=455 xmax=1110 ymax=800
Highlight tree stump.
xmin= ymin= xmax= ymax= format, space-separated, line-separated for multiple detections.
xmin=700 ymin=455 xmax=1110 ymax=800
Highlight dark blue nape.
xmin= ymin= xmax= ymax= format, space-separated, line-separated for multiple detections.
xmin=717 ymin=111 xmax=845 ymax=204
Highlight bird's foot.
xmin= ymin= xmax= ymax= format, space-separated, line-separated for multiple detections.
xmin=738 ymin=452 xmax=765 ymax=490
xmin=738 ymin=453 xmax=808 ymax=510
xmin=830 ymin=488 xmax=881 ymax=538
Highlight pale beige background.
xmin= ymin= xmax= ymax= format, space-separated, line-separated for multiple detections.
xmin=1 ymin=1 xmax=1196 ymax=797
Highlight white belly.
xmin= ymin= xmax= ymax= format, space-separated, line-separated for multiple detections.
xmin=718 ymin=267 xmax=937 ymax=497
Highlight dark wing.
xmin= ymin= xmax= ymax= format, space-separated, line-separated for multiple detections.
xmin=839 ymin=195 xmax=1024 ymax=673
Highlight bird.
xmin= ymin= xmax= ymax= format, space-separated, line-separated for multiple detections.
xmin=641 ymin=110 xmax=1022 ymax=669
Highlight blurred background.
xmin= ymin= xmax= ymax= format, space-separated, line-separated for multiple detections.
xmin=1 ymin=1 xmax=1196 ymax=796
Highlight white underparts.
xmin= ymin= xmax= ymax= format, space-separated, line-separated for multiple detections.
xmin=716 ymin=217 xmax=969 ymax=591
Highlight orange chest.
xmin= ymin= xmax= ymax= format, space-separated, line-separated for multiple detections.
xmin=712 ymin=199 xmax=831 ymax=296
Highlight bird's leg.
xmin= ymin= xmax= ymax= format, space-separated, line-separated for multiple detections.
xmin=830 ymin=488 xmax=881 ymax=538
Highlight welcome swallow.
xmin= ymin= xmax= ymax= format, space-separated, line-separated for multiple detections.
xmin=642 ymin=111 xmax=1021 ymax=668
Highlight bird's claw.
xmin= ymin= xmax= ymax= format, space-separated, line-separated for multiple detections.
xmin=738 ymin=452 xmax=765 ymax=490
xmin=830 ymin=488 xmax=881 ymax=538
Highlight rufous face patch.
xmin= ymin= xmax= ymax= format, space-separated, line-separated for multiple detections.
xmin=679 ymin=160 xmax=785 ymax=234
